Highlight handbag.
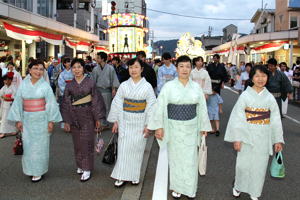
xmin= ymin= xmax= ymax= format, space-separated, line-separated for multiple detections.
xmin=13 ymin=131 xmax=23 ymax=155
xmin=95 ymin=128 xmax=104 ymax=156
xmin=102 ymin=133 xmax=118 ymax=165
xmin=270 ymin=150 xmax=285 ymax=178
xmin=198 ymin=135 xmax=207 ymax=176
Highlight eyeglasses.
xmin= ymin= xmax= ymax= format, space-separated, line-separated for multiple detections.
xmin=31 ymin=68 xmax=44 ymax=72
xmin=72 ymin=66 xmax=83 ymax=69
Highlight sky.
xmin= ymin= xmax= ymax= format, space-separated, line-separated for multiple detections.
xmin=146 ymin=0 xmax=276 ymax=41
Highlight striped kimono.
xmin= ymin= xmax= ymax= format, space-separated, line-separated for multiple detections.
xmin=107 ymin=77 xmax=156 ymax=181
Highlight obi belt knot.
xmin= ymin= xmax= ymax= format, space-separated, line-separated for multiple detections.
xmin=5 ymin=94 xmax=13 ymax=102
xmin=245 ymin=107 xmax=270 ymax=125
xmin=167 ymin=104 xmax=197 ymax=121
xmin=123 ymin=98 xmax=147 ymax=113
xmin=23 ymin=98 xmax=46 ymax=112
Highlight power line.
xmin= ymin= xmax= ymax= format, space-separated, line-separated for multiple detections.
xmin=136 ymin=6 xmax=250 ymax=21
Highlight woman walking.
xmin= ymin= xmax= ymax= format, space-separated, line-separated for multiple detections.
xmin=8 ymin=59 xmax=62 ymax=182
xmin=107 ymin=58 xmax=156 ymax=186
xmin=148 ymin=55 xmax=211 ymax=199
xmin=60 ymin=58 xmax=106 ymax=182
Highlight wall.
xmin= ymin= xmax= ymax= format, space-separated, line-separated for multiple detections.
xmin=275 ymin=0 xmax=289 ymax=31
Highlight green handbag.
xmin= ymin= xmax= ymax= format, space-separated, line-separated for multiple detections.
xmin=270 ymin=150 xmax=285 ymax=178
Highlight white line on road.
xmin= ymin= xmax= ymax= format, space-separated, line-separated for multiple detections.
xmin=152 ymin=146 xmax=168 ymax=200
xmin=225 ymin=85 xmax=300 ymax=125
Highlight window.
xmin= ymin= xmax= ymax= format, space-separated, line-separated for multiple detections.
xmin=290 ymin=12 xmax=298 ymax=29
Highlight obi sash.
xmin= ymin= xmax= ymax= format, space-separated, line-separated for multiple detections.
xmin=242 ymin=80 xmax=246 ymax=86
xmin=193 ymin=79 xmax=205 ymax=89
xmin=71 ymin=94 xmax=92 ymax=107
xmin=162 ymin=75 xmax=174 ymax=84
xmin=123 ymin=98 xmax=147 ymax=113
xmin=65 ymin=80 xmax=72 ymax=83
xmin=168 ymin=104 xmax=197 ymax=121
xmin=5 ymin=94 xmax=13 ymax=102
xmin=23 ymin=99 xmax=46 ymax=112
xmin=245 ymin=107 xmax=270 ymax=125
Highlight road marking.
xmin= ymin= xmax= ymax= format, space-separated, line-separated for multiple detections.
xmin=152 ymin=146 xmax=168 ymax=200
xmin=224 ymin=86 xmax=300 ymax=125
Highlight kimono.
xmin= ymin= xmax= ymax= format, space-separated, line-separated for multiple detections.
xmin=148 ymin=78 xmax=211 ymax=197
xmin=91 ymin=63 xmax=120 ymax=126
xmin=266 ymin=70 xmax=293 ymax=116
xmin=206 ymin=63 xmax=228 ymax=94
xmin=0 ymin=85 xmax=17 ymax=133
xmin=235 ymin=72 xmax=249 ymax=93
xmin=8 ymin=69 xmax=22 ymax=90
xmin=224 ymin=86 xmax=284 ymax=198
xmin=107 ymin=77 xmax=156 ymax=181
xmin=190 ymin=67 xmax=212 ymax=95
xmin=58 ymin=69 xmax=74 ymax=96
xmin=60 ymin=75 xmax=106 ymax=171
xmin=7 ymin=77 xmax=62 ymax=176
xmin=157 ymin=64 xmax=178 ymax=95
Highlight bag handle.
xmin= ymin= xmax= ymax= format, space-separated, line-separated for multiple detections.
xmin=201 ymin=135 xmax=206 ymax=148
xmin=276 ymin=150 xmax=283 ymax=164
xmin=103 ymin=132 xmax=116 ymax=152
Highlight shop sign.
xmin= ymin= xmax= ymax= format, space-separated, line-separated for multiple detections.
xmin=0 ymin=41 xmax=8 ymax=50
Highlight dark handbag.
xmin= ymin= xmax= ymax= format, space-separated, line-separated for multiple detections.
xmin=102 ymin=133 xmax=117 ymax=165
xmin=13 ymin=131 xmax=23 ymax=155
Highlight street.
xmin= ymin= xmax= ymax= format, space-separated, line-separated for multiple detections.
xmin=1 ymin=84 xmax=300 ymax=200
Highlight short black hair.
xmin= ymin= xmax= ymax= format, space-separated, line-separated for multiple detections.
xmin=280 ymin=62 xmax=287 ymax=67
xmin=97 ymin=52 xmax=108 ymax=61
xmin=7 ymin=55 xmax=13 ymax=61
xmin=296 ymin=60 xmax=300 ymax=65
xmin=63 ymin=57 xmax=70 ymax=64
xmin=136 ymin=51 xmax=146 ymax=58
xmin=29 ymin=59 xmax=44 ymax=69
xmin=84 ymin=64 xmax=93 ymax=72
xmin=295 ymin=67 xmax=300 ymax=71
xmin=86 ymin=56 xmax=92 ymax=62
xmin=7 ymin=62 xmax=14 ymax=67
xmin=245 ymin=63 xmax=252 ymax=68
xmin=3 ymin=74 xmax=13 ymax=81
xmin=28 ymin=57 xmax=34 ymax=63
xmin=107 ymin=60 xmax=112 ymax=64
xmin=112 ymin=56 xmax=121 ymax=62
xmin=162 ymin=52 xmax=172 ymax=60
xmin=249 ymin=65 xmax=270 ymax=86
xmin=212 ymin=85 xmax=219 ymax=92
xmin=127 ymin=58 xmax=143 ymax=69
xmin=192 ymin=56 xmax=204 ymax=66
xmin=154 ymin=59 xmax=161 ymax=64
xmin=71 ymin=58 xmax=85 ymax=68
xmin=267 ymin=58 xmax=277 ymax=66
xmin=176 ymin=55 xmax=191 ymax=67
xmin=213 ymin=54 xmax=220 ymax=59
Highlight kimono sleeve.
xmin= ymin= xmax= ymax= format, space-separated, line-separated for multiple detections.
xmin=91 ymin=81 xmax=106 ymax=121
xmin=0 ymin=86 xmax=5 ymax=97
xmin=45 ymin=84 xmax=62 ymax=123
xmin=269 ymin=97 xmax=284 ymax=145
xmin=204 ymin=71 xmax=212 ymax=95
xmin=58 ymin=73 xmax=66 ymax=95
xmin=16 ymin=72 xmax=22 ymax=87
xmin=157 ymin=68 xmax=163 ymax=95
xmin=7 ymin=84 xmax=23 ymax=122
xmin=224 ymin=94 xmax=251 ymax=144
xmin=235 ymin=74 xmax=243 ymax=90
xmin=110 ymin=67 xmax=120 ymax=88
xmin=197 ymin=86 xmax=212 ymax=133
xmin=107 ymin=83 xmax=124 ymax=123
xmin=144 ymin=86 xmax=157 ymax=125
xmin=11 ymin=86 xmax=17 ymax=99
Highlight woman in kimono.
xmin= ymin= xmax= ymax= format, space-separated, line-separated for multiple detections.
xmin=191 ymin=56 xmax=212 ymax=100
xmin=148 ymin=55 xmax=211 ymax=199
xmin=7 ymin=62 xmax=22 ymax=90
xmin=58 ymin=57 xmax=74 ymax=99
xmin=60 ymin=58 xmax=106 ymax=182
xmin=0 ymin=72 xmax=17 ymax=138
xmin=225 ymin=65 xmax=284 ymax=200
xmin=235 ymin=63 xmax=252 ymax=94
xmin=107 ymin=58 xmax=156 ymax=187
xmin=279 ymin=62 xmax=292 ymax=116
xmin=7 ymin=59 xmax=62 ymax=182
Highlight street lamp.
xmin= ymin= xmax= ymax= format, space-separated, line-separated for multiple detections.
xmin=160 ymin=45 xmax=163 ymax=56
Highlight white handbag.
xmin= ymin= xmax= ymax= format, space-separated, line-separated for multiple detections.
xmin=198 ymin=135 xmax=207 ymax=176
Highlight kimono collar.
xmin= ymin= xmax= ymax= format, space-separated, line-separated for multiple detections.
xmin=246 ymin=86 xmax=267 ymax=97
xmin=174 ymin=77 xmax=192 ymax=88
xmin=129 ymin=77 xmax=146 ymax=87
xmin=195 ymin=67 xmax=203 ymax=72
xmin=29 ymin=76 xmax=44 ymax=86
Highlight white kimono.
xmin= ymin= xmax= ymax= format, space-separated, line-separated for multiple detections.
xmin=190 ymin=68 xmax=212 ymax=95
xmin=107 ymin=77 xmax=156 ymax=181
xmin=282 ymin=71 xmax=292 ymax=115
xmin=235 ymin=71 xmax=249 ymax=92
xmin=0 ymin=85 xmax=17 ymax=133
xmin=225 ymin=87 xmax=284 ymax=198
xmin=10 ymin=69 xmax=22 ymax=90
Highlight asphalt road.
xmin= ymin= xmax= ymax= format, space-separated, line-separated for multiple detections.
xmin=0 ymin=84 xmax=300 ymax=200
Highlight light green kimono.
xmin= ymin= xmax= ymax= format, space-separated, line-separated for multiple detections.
xmin=225 ymin=86 xmax=284 ymax=198
xmin=148 ymin=78 xmax=211 ymax=197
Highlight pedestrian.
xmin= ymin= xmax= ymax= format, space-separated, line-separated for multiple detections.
xmin=191 ymin=56 xmax=212 ymax=100
xmin=60 ymin=58 xmax=106 ymax=182
xmin=207 ymin=85 xmax=223 ymax=136
xmin=112 ymin=56 xmax=126 ymax=82
xmin=239 ymin=61 xmax=245 ymax=74
xmin=225 ymin=65 xmax=284 ymax=200
xmin=6 ymin=62 xmax=22 ymax=90
xmin=280 ymin=62 xmax=292 ymax=115
xmin=0 ymin=72 xmax=17 ymax=138
xmin=148 ymin=55 xmax=211 ymax=199
xmin=153 ymin=59 xmax=161 ymax=77
xmin=235 ymin=63 xmax=252 ymax=94
xmin=293 ymin=67 xmax=300 ymax=102
xmin=157 ymin=52 xmax=178 ymax=95
xmin=53 ymin=55 xmax=66 ymax=102
xmin=91 ymin=52 xmax=120 ymax=130
xmin=206 ymin=54 xmax=228 ymax=95
xmin=293 ymin=60 xmax=300 ymax=70
xmin=48 ymin=59 xmax=59 ymax=94
xmin=7 ymin=59 xmax=62 ymax=182
xmin=0 ymin=56 xmax=6 ymax=71
xmin=266 ymin=58 xmax=293 ymax=117
xmin=107 ymin=58 xmax=156 ymax=187
xmin=58 ymin=57 xmax=74 ymax=103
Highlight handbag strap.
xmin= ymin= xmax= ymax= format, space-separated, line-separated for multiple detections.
xmin=104 ymin=133 xmax=116 ymax=151
xmin=201 ymin=135 xmax=206 ymax=147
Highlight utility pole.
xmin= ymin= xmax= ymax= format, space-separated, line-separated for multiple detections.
xmin=208 ymin=26 xmax=212 ymax=37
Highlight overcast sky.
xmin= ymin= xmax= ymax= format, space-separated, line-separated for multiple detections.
xmin=146 ymin=0 xmax=276 ymax=41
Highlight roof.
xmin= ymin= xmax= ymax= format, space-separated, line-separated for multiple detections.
xmin=223 ymin=24 xmax=237 ymax=29
xmin=251 ymin=9 xmax=275 ymax=23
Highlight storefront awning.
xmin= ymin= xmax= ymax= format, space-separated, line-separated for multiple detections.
xmin=66 ymin=37 xmax=109 ymax=53
xmin=95 ymin=46 xmax=109 ymax=53
xmin=3 ymin=21 xmax=62 ymax=46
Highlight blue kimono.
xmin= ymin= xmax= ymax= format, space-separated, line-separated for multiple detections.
xmin=7 ymin=77 xmax=62 ymax=176
xmin=157 ymin=64 xmax=178 ymax=95
xmin=58 ymin=69 xmax=74 ymax=96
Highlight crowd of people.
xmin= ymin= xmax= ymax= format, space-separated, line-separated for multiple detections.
xmin=0 ymin=51 xmax=296 ymax=200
